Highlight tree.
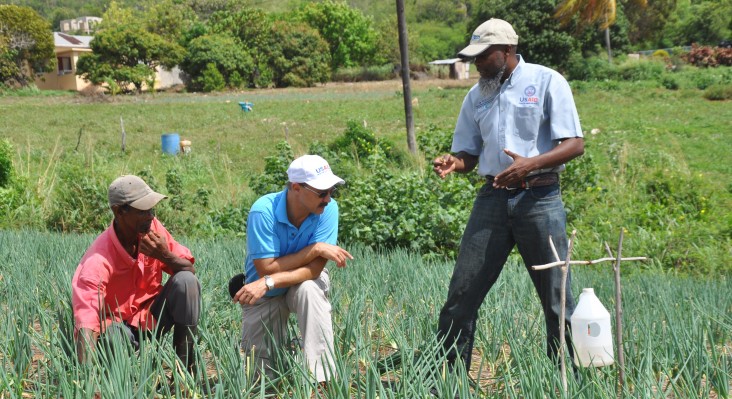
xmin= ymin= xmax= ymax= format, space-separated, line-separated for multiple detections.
xmin=208 ymin=8 xmax=276 ymax=87
xmin=554 ymin=0 xmax=647 ymax=63
xmin=663 ymin=0 xmax=732 ymax=46
xmin=0 ymin=5 xmax=54 ymax=86
xmin=470 ymin=0 xmax=578 ymax=72
xmin=268 ymin=21 xmax=331 ymax=87
xmin=624 ymin=0 xmax=677 ymax=47
xmin=76 ymin=25 xmax=185 ymax=93
xmin=180 ymin=33 xmax=253 ymax=91
xmin=294 ymin=0 xmax=378 ymax=70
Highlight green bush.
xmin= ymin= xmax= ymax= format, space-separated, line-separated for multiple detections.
xmin=46 ymin=156 xmax=111 ymax=233
xmin=331 ymin=64 xmax=396 ymax=82
xmin=0 ymin=139 xmax=12 ymax=188
xmin=197 ymin=63 xmax=226 ymax=92
xmin=703 ymin=83 xmax=732 ymax=100
xmin=659 ymin=75 xmax=679 ymax=90
xmin=565 ymin=54 xmax=613 ymax=81
xmin=693 ymin=74 xmax=720 ymax=90
xmin=248 ymin=141 xmax=294 ymax=197
xmin=329 ymin=120 xmax=402 ymax=167
xmin=338 ymin=167 xmax=477 ymax=258
xmin=615 ymin=59 xmax=665 ymax=81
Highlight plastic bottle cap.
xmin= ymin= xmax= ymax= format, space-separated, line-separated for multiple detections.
xmin=582 ymin=288 xmax=595 ymax=294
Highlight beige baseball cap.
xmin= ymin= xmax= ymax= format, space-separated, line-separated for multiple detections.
xmin=287 ymin=155 xmax=345 ymax=190
xmin=458 ymin=18 xmax=519 ymax=58
xmin=108 ymin=175 xmax=167 ymax=210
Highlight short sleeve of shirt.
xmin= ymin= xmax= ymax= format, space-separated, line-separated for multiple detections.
xmin=309 ymin=200 xmax=339 ymax=246
xmin=546 ymin=73 xmax=583 ymax=141
xmin=247 ymin=210 xmax=280 ymax=260
xmin=451 ymin=87 xmax=483 ymax=156
xmin=72 ymin=255 xmax=109 ymax=332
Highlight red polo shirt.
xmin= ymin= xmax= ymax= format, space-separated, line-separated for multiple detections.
xmin=71 ymin=218 xmax=194 ymax=333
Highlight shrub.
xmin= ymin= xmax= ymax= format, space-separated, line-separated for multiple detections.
xmin=0 ymin=139 xmax=12 ymax=188
xmin=329 ymin=120 xmax=401 ymax=167
xmin=268 ymin=21 xmax=331 ymax=88
xmin=249 ymin=141 xmax=294 ymax=196
xmin=652 ymin=49 xmax=670 ymax=59
xmin=715 ymin=47 xmax=732 ymax=66
xmin=338 ymin=167 xmax=477 ymax=258
xmin=703 ymin=84 xmax=732 ymax=100
xmin=46 ymin=157 xmax=111 ymax=233
xmin=684 ymin=44 xmax=717 ymax=67
xmin=331 ymin=64 xmax=396 ymax=82
xmin=417 ymin=124 xmax=453 ymax=159
xmin=197 ymin=63 xmax=225 ymax=92
xmin=565 ymin=53 xmax=613 ymax=81
xmin=616 ymin=59 xmax=665 ymax=81
xmin=660 ymin=75 xmax=679 ymax=90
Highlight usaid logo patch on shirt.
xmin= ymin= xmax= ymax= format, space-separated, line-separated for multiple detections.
xmin=519 ymin=85 xmax=539 ymax=105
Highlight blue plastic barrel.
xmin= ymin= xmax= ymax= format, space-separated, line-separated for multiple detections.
xmin=161 ymin=133 xmax=180 ymax=155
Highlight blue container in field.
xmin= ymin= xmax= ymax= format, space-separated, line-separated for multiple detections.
xmin=161 ymin=133 xmax=180 ymax=155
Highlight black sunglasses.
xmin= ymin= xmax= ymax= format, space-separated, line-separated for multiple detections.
xmin=301 ymin=184 xmax=337 ymax=199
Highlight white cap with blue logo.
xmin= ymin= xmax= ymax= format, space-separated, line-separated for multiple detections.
xmin=458 ymin=18 xmax=519 ymax=59
xmin=287 ymin=155 xmax=345 ymax=190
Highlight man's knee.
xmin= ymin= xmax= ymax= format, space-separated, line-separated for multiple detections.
xmin=291 ymin=279 xmax=325 ymax=301
xmin=168 ymin=271 xmax=201 ymax=298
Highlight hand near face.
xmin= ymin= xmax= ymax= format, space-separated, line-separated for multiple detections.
xmin=138 ymin=230 xmax=170 ymax=260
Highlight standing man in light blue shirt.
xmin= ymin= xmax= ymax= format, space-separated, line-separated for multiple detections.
xmin=432 ymin=18 xmax=584 ymax=371
xmin=233 ymin=155 xmax=352 ymax=386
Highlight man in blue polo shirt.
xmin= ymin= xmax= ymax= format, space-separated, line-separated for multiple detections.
xmin=432 ymin=18 xmax=585 ymax=371
xmin=233 ymin=154 xmax=352 ymax=384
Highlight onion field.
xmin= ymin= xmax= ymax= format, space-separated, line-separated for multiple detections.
xmin=1 ymin=229 xmax=730 ymax=398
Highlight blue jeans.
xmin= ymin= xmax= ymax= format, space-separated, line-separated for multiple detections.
xmin=437 ymin=182 xmax=575 ymax=369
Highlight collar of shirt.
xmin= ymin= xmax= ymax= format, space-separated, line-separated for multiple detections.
xmin=274 ymin=188 xmax=319 ymax=230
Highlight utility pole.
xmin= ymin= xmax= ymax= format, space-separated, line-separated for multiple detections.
xmin=396 ymin=0 xmax=416 ymax=154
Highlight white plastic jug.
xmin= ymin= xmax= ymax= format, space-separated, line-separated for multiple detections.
xmin=571 ymin=288 xmax=614 ymax=367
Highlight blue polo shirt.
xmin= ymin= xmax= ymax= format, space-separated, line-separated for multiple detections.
xmin=452 ymin=55 xmax=583 ymax=177
xmin=244 ymin=189 xmax=339 ymax=297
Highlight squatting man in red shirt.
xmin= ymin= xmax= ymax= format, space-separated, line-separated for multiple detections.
xmin=71 ymin=175 xmax=201 ymax=374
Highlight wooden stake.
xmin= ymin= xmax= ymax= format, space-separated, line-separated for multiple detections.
xmin=611 ymin=230 xmax=626 ymax=396
xmin=74 ymin=127 xmax=83 ymax=152
xmin=120 ymin=117 xmax=126 ymax=152
xmin=559 ymin=230 xmax=576 ymax=394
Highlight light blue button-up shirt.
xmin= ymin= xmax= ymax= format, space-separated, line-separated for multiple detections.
xmin=452 ymin=55 xmax=583 ymax=177
xmin=244 ymin=189 xmax=339 ymax=297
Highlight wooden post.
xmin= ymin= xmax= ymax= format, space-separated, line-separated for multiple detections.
xmin=559 ymin=230 xmax=576 ymax=394
xmin=75 ymin=127 xmax=83 ymax=152
xmin=120 ymin=117 xmax=126 ymax=152
xmin=395 ymin=0 xmax=416 ymax=154
xmin=612 ymin=230 xmax=626 ymax=395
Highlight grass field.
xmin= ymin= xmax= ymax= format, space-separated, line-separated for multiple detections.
xmin=1 ymin=74 xmax=731 ymax=274
xmin=0 ymin=230 xmax=730 ymax=398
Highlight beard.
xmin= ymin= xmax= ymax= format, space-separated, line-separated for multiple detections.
xmin=478 ymin=62 xmax=507 ymax=97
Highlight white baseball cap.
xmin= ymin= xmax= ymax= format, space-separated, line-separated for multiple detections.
xmin=458 ymin=18 xmax=519 ymax=58
xmin=108 ymin=175 xmax=167 ymax=210
xmin=287 ymin=155 xmax=345 ymax=190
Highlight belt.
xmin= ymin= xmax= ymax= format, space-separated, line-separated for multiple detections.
xmin=486 ymin=173 xmax=559 ymax=190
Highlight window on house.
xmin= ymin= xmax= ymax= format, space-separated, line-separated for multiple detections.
xmin=57 ymin=57 xmax=73 ymax=74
